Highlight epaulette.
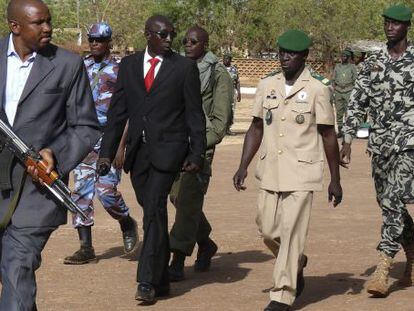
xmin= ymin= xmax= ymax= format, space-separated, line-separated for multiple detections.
xmin=309 ymin=67 xmax=331 ymax=86
xmin=263 ymin=68 xmax=282 ymax=79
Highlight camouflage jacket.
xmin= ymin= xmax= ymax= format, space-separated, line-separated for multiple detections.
xmin=343 ymin=45 xmax=414 ymax=156
xmin=84 ymin=55 xmax=119 ymax=127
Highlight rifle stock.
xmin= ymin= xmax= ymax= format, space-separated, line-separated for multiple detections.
xmin=0 ymin=118 xmax=87 ymax=221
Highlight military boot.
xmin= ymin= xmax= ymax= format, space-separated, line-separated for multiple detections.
xmin=399 ymin=243 xmax=414 ymax=287
xmin=64 ymin=226 xmax=97 ymax=265
xmin=366 ymin=252 xmax=393 ymax=297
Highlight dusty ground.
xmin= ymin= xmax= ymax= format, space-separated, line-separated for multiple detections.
xmin=21 ymin=98 xmax=414 ymax=310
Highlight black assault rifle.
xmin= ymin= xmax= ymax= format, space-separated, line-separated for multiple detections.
xmin=0 ymin=118 xmax=87 ymax=220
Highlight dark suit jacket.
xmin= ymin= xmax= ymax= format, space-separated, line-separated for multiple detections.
xmin=0 ymin=36 xmax=101 ymax=228
xmin=100 ymin=50 xmax=206 ymax=173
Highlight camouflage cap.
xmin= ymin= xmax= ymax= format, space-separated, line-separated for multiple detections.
xmin=88 ymin=22 xmax=112 ymax=38
xmin=382 ymin=4 xmax=412 ymax=22
xmin=277 ymin=29 xmax=312 ymax=52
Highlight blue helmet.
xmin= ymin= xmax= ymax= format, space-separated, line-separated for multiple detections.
xmin=87 ymin=22 xmax=112 ymax=39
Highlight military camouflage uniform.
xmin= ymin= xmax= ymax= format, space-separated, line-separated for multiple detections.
xmin=343 ymin=45 xmax=414 ymax=258
xmin=332 ymin=63 xmax=357 ymax=131
xmin=72 ymin=55 xmax=130 ymax=227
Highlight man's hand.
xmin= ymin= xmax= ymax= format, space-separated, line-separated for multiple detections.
xmin=97 ymin=158 xmax=111 ymax=176
xmin=328 ymin=180 xmax=343 ymax=207
xmin=28 ymin=148 xmax=54 ymax=186
xmin=112 ymin=144 xmax=125 ymax=169
xmin=182 ymin=160 xmax=200 ymax=172
xmin=340 ymin=142 xmax=351 ymax=168
xmin=233 ymin=167 xmax=247 ymax=191
xmin=237 ymin=92 xmax=241 ymax=102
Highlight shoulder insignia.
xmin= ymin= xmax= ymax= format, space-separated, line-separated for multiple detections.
xmin=309 ymin=67 xmax=331 ymax=86
xmin=263 ymin=68 xmax=282 ymax=79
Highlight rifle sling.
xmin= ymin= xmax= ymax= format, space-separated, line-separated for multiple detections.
xmin=0 ymin=169 xmax=26 ymax=229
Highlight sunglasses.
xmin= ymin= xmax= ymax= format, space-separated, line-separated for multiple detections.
xmin=149 ymin=30 xmax=177 ymax=40
xmin=182 ymin=38 xmax=199 ymax=45
xmin=88 ymin=37 xmax=110 ymax=43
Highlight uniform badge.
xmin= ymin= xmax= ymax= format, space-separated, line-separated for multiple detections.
xmin=265 ymin=110 xmax=272 ymax=125
xmin=266 ymin=89 xmax=277 ymax=99
xmin=297 ymin=91 xmax=307 ymax=102
xmin=295 ymin=114 xmax=305 ymax=124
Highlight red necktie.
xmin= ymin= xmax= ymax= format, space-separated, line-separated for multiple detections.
xmin=145 ymin=58 xmax=160 ymax=92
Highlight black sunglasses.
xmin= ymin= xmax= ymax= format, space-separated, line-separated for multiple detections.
xmin=88 ymin=37 xmax=110 ymax=43
xmin=182 ymin=38 xmax=199 ymax=45
xmin=149 ymin=30 xmax=177 ymax=39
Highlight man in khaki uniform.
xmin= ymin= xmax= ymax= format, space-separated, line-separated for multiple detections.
xmin=233 ymin=29 xmax=343 ymax=311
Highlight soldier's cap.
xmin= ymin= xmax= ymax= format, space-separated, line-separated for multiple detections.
xmin=382 ymin=4 xmax=412 ymax=22
xmin=342 ymin=50 xmax=352 ymax=57
xmin=277 ymin=29 xmax=312 ymax=52
xmin=353 ymin=51 xmax=363 ymax=57
xmin=88 ymin=22 xmax=112 ymax=39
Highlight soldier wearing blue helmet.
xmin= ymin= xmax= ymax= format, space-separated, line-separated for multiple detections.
xmin=64 ymin=22 xmax=138 ymax=265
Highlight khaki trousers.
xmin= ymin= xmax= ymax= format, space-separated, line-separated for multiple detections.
xmin=256 ymin=190 xmax=313 ymax=305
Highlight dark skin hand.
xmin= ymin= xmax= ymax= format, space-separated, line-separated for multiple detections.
xmin=182 ymin=160 xmax=200 ymax=172
xmin=318 ymin=124 xmax=343 ymax=207
xmin=27 ymin=148 xmax=54 ymax=186
xmin=233 ymin=117 xmax=263 ymax=191
xmin=112 ymin=122 xmax=129 ymax=169
xmin=96 ymin=157 xmax=111 ymax=176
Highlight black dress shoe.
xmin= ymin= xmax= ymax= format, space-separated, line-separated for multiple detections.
xmin=194 ymin=238 xmax=218 ymax=272
xmin=296 ymin=254 xmax=308 ymax=298
xmin=63 ymin=246 xmax=97 ymax=265
xmin=119 ymin=215 xmax=139 ymax=254
xmin=264 ymin=301 xmax=290 ymax=311
xmin=135 ymin=283 xmax=155 ymax=302
xmin=169 ymin=251 xmax=185 ymax=282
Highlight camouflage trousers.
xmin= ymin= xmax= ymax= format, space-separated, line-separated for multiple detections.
xmin=372 ymin=151 xmax=414 ymax=258
xmin=71 ymin=147 xmax=129 ymax=228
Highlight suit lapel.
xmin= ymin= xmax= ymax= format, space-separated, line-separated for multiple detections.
xmin=150 ymin=54 xmax=175 ymax=92
xmin=17 ymin=49 xmax=55 ymax=106
xmin=0 ymin=37 xmax=9 ymax=111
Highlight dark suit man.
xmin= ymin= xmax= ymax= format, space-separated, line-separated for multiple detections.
xmin=0 ymin=1 xmax=100 ymax=310
xmin=98 ymin=15 xmax=206 ymax=303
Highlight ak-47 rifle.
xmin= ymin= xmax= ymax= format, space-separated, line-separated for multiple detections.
xmin=0 ymin=118 xmax=87 ymax=220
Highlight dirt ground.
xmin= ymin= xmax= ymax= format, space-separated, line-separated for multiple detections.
xmin=21 ymin=99 xmax=414 ymax=310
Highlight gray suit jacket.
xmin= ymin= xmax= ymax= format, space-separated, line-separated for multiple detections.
xmin=0 ymin=36 xmax=100 ymax=228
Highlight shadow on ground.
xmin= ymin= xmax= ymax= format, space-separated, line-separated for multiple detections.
xmin=97 ymin=242 xmax=142 ymax=261
xmin=167 ymin=250 xmax=273 ymax=299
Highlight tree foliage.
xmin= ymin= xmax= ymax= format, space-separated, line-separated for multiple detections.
xmin=0 ymin=0 xmax=412 ymax=58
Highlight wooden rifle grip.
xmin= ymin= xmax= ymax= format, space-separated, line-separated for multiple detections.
xmin=25 ymin=158 xmax=59 ymax=185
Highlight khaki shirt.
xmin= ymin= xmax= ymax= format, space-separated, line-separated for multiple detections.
xmin=252 ymin=68 xmax=334 ymax=192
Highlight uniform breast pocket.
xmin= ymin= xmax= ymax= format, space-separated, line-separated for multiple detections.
xmin=291 ymin=103 xmax=312 ymax=125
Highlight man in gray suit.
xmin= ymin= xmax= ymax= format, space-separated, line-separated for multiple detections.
xmin=0 ymin=0 xmax=100 ymax=310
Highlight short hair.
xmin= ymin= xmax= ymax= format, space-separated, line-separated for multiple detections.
xmin=145 ymin=14 xmax=173 ymax=31
xmin=187 ymin=25 xmax=209 ymax=43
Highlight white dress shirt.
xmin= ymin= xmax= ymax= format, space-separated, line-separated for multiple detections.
xmin=4 ymin=34 xmax=37 ymax=125
xmin=143 ymin=47 xmax=163 ymax=78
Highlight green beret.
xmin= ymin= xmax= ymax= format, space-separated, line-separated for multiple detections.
xmin=342 ymin=50 xmax=352 ymax=57
xmin=382 ymin=4 xmax=412 ymax=22
xmin=277 ymin=29 xmax=312 ymax=52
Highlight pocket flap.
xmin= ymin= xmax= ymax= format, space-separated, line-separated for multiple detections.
xmin=263 ymin=99 xmax=279 ymax=110
xmin=297 ymin=150 xmax=323 ymax=163
xmin=291 ymin=103 xmax=311 ymax=113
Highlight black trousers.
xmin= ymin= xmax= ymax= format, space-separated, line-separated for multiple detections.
xmin=0 ymin=224 xmax=56 ymax=311
xmin=130 ymin=143 xmax=177 ymax=287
